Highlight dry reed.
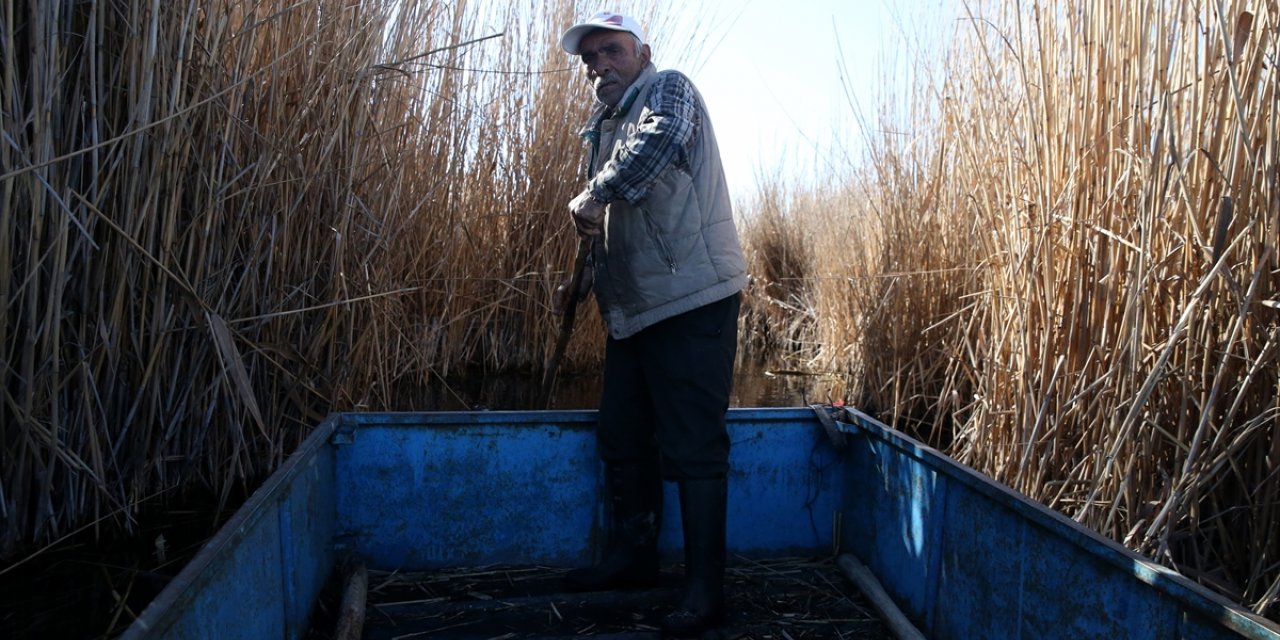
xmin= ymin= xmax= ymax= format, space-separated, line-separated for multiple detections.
xmin=0 ymin=0 xmax=612 ymax=566
xmin=6 ymin=0 xmax=1276 ymax=629
xmin=739 ymin=0 xmax=1279 ymax=617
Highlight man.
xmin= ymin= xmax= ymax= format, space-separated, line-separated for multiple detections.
xmin=556 ymin=11 xmax=748 ymax=636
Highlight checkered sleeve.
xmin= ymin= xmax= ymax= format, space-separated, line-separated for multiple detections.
xmin=588 ymin=72 xmax=699 ymax=204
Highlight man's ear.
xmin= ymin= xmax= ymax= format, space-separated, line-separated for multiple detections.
xmin=639 ymin=43 xmax=652 ymax=64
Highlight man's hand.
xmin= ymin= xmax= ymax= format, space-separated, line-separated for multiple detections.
xmin=553 ymin=264 xmax=593 ymax=316
xmin=568 ymin=190 xmax=606 ymax=236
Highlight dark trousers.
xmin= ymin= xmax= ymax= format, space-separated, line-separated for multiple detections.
xmin=597 ymin=293 xmax=740 ymax=480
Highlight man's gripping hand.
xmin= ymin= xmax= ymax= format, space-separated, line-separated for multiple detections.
xmin=568 ymin=190 xmax=606 ymax=237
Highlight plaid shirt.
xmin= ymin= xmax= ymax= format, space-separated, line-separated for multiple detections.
xmin=585 ymin=70 xmax=699 ymax=204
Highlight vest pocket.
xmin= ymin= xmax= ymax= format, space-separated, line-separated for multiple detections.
xmin=640 ymin=207 xmax=677 ymax=273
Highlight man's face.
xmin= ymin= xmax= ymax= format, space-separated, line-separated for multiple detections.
xmin=578 ymin=30 xmax=650 ymax=107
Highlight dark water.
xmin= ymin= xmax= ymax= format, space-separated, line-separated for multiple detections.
xmin=423 ymin=360 xmax=847 ymax=411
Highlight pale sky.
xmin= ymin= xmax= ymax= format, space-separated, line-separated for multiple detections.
xmin=650 ymin=0 xmax=954 ymax=201
xmin=461 ymin=0 xmax=956 ymax=201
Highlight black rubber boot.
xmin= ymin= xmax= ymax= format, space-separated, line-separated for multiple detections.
xmin=662 ymin=477 xmax=728 ymax=636
xmin=564 ymin=461 xmax=663 ymax=592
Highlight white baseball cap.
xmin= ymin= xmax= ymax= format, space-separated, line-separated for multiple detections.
xmin=560 ymin=11 xmax=646 ymax=55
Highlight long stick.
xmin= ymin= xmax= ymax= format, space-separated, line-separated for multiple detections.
xmin=540 ymin=237 xmax=591 ymax=408
xmin=334 ymin=560 xmax=367 ymax=640
xmin=837 ymin=554 xmax=926 ymax=640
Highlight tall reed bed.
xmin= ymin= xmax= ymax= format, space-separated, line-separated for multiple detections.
xmin=741 ymin=0 xmax=1278 ymax=615
xmin=0 ymin=0 xmax=611 ymax=564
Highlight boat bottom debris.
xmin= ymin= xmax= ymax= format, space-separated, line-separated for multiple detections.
xmin=308 ymin=556 xmax=895 ymax=639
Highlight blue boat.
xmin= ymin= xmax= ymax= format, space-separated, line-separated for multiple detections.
xmin=119 ymin=407 xmax=1280 ymax=639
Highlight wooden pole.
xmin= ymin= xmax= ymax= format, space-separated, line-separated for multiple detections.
xmin=540 ymin=237 xmax=591 ymax=409
xmin=837 ymin=553 xmax=926 ymax=640
xmin=334 ymin=560 xmax=367 ymax=640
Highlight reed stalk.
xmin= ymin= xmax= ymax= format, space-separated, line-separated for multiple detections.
xmin=740 ymin=0 xmax=1278 ymax=617
xmin=0 ymin=0 xmax=607 ymax=567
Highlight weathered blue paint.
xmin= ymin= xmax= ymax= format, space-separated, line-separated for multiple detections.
xmin=711 ymin=412 xmax=843 ymax=558
xmin=278 ymin=435 xmax=337 ymax=637
xmin=334 ymin=412 xmax=601 ymax=568
xmin=121 ymin=407 xmax=1280 ymax=640
xmin=333 ymin=409 xmax=841 ymax=568
xmin=120 ymin=417 xmax=338 ymax=640
xmin=835 ymin=407 xmax=1278 ymax=640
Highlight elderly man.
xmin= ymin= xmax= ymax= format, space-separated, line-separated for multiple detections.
xmin=556 ymin=11 xmax=748 ymax=636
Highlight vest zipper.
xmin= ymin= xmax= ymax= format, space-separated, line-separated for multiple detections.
xmin=641 ymin=207 xmax=677 ymax=273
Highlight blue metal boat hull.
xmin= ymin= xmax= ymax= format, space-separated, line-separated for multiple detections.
xmin=121 ymin=407 xmax=1280 ymax=639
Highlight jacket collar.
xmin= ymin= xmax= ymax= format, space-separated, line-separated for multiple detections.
xmin=580 ymin=63 xmax=657 ymax=137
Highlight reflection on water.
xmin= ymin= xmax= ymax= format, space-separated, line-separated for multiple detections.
xmin=418 ymin=360 xmax=848 ymax=411
xmin=732 ymin=362 xmax=850 ymax=408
